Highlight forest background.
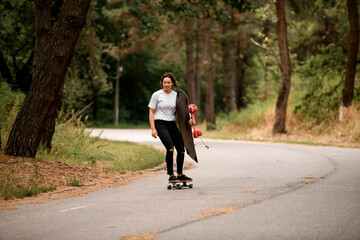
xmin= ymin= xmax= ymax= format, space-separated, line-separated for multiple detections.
xmin=1 ymin=0 xmax=360 ymax=151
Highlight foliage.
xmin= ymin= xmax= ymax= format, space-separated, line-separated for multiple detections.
xmin=251 ymin=0 xmax=359 ymax=122
xmin=0 ymin=83 xmax=25 ymax=147
xmin=63 ymin=4 xmax=112 ymax=121
xmin=128 ymin=0 xmax=163 ymax=34
xmin=99 ymin=45 xmax=181 ymax=124
xmin=1 ymin=0 xmax=359 ymax=132
xmin=293 ymin=44 xmax=347 ymax=120
xmin=0 ymin=0 xmax=34 ymax=92
xmin=251 ymin=3 xmax=281 ymax=99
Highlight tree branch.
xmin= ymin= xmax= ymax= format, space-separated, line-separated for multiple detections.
xmin=250 ymin=38 xmax=266 ymax=49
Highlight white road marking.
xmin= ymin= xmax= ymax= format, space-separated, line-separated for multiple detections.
xmin=59 ymin=206 xmax=87 ymax=213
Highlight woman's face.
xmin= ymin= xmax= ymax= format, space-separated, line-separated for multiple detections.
xmin=162 ymin=77 xmax=173 ymax=91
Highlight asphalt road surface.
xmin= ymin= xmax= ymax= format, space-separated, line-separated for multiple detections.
xmin=1 ymin=129 xmax=360 ymax=240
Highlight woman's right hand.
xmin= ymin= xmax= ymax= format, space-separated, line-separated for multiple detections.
xmin=151 ymin=129 xmax=158 ymax=138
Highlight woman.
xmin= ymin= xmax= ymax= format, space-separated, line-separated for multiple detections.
xmin=148 ymin=72 xmax=192 ymax=183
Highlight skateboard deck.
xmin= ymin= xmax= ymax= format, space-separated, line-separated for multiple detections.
xmin=176 ymin=89 xmax=198 ymax=163
xmin=167 ymin=181 xmax=193 ymax=190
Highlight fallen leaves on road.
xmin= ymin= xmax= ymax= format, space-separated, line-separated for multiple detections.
xmin=300 ymin=177 xmax=325 ymax=180
xmin=120 ymin=232 xmax=160 ymax=240
xmin=242 ymin=190 xmax=258 ymax=194
xmin=299 ymin=176 xmax=325 ymax=185
xmin=300 ymin=181 xmax=315 ymax=184
xmin=193 ymin=207 xmax=242 ymax=218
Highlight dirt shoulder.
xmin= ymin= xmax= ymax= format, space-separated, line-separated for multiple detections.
xmin=0 ymin=150 xmax=155 ymax=210
xmin=0 ymin=150 xmax=195 ymax=210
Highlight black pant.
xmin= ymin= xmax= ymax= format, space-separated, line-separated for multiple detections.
xmin=155 ymin=120 xmax=185 ymax=175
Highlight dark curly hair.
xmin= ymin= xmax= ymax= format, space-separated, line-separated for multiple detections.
xmin=160 ymin=72 xmax=178 ymax=88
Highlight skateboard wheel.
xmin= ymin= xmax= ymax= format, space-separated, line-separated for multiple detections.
xmin=189 ymin=184 xmax=193 ymax=188
xmin=176 ymin=184 xmax=182 ymax=189
xmin=167 ymin=185 xmax=172 ymax=190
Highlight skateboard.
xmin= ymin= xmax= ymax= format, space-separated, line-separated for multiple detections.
xmin=176 ymin=89 xmax=198 ymax=163
xmin=167 ymin=181 xmax=193 ymax=190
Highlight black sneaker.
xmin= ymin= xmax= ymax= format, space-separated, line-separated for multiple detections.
xmin=169 ymin=175 xmax=179 ymax=183
xmin=177 ymin=174 xmax=192 ymax=182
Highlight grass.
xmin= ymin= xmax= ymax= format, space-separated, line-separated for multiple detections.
xmin=66 ymin=177 xmax=82 ymax=187
xmin=0 ymin=167 xmax=56 ymax=201
xmin=36 ymin=111 xmax=164 ymax=171
xmin=92 ymin=140 xmax=165 ymax=172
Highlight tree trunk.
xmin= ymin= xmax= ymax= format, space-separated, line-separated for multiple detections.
xmin=185 ymin=18 xmax=196 ymax=107
xmin=90 ymin=79 xmax=99 ymax=121
xmin=5 ymin=0 xmax=91 ymax=157
xmin=235 ymin=35 xmax=246 ymax=109
xmin=32 ymin=0 xmax=56 ymax=150
xmin=341 ymin=0 xmax=359 ymax=107
xmin=33 ymin=0 xmax=52 ymax=78
xmin=272 ymin=0 xmax=292 ymax=134
xmin=194 ymin=19 xmax=202 ymax=122
xmin=222 ymin=4 xmax=237 ymax=113
xmin=114 ymin=57 xmax=121 ymax=125
xmin=0 ymin=0 xmax=3 ymax=149
xmin=0 ymin=82 xmax=1 ymax=149
xmin=203 ymin=17 xmax=216 ymax=130
xmin=263 ymin=52 xmax=270 ymax=101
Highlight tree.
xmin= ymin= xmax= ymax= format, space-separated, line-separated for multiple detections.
xmin=5 ymin=0 xmax=91 ymax=157
xmin=114 ymin=55 xmax=122 ymax=125
xmin=183 ymin=17 xmax=202 ymax=122
xmin=32 ymin=0 xmax=55 ymax=150
xmin=234 ymin=33 xmax=247 ymax=108
xmin=159 ymin=0 xmax=204 ymax=122
xmin=341 ymin=0 xmax=359 ymax=107
xmin=159 ymin=0 xmax=226 ymax=124
xmin=221 ymin=3 xmax=237 ymax=113
xmin=203 ymin=16 xmax=216 ymax=130
xmin=0 ymin=0 xmax=2 ymax=149
xmin=272 ymin=0 xmax=291 ymax=134
xmin=194 ymin=19 xmax=203 ymax=122
xmin=184 ymin=18 xmax=197 ymax=109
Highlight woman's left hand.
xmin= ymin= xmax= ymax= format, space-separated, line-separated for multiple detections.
xmin=188 ymin=119 xmax=193 ymax=125
xmin=151 ymin=128 xmax=158 ymax=138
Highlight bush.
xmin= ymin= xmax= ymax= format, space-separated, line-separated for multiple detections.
xmin=0 ymin=83 xmax=25 ymax=147
xmin=293 ymin=44 xmax=348 ymax=120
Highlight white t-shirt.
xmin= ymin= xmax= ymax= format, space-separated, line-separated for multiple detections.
xmin=148 ymin=90 xmax=177 ymax=121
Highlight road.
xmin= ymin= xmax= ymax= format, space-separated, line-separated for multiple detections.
xmin=1 ymin=129 xmax=360 ymax=240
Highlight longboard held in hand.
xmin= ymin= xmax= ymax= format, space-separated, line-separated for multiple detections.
xmin=176 ymin=89 xmax=198 ymax=163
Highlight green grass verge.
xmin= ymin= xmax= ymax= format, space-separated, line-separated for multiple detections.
xmin=35 ymin=112 xmax=164 ymax=171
